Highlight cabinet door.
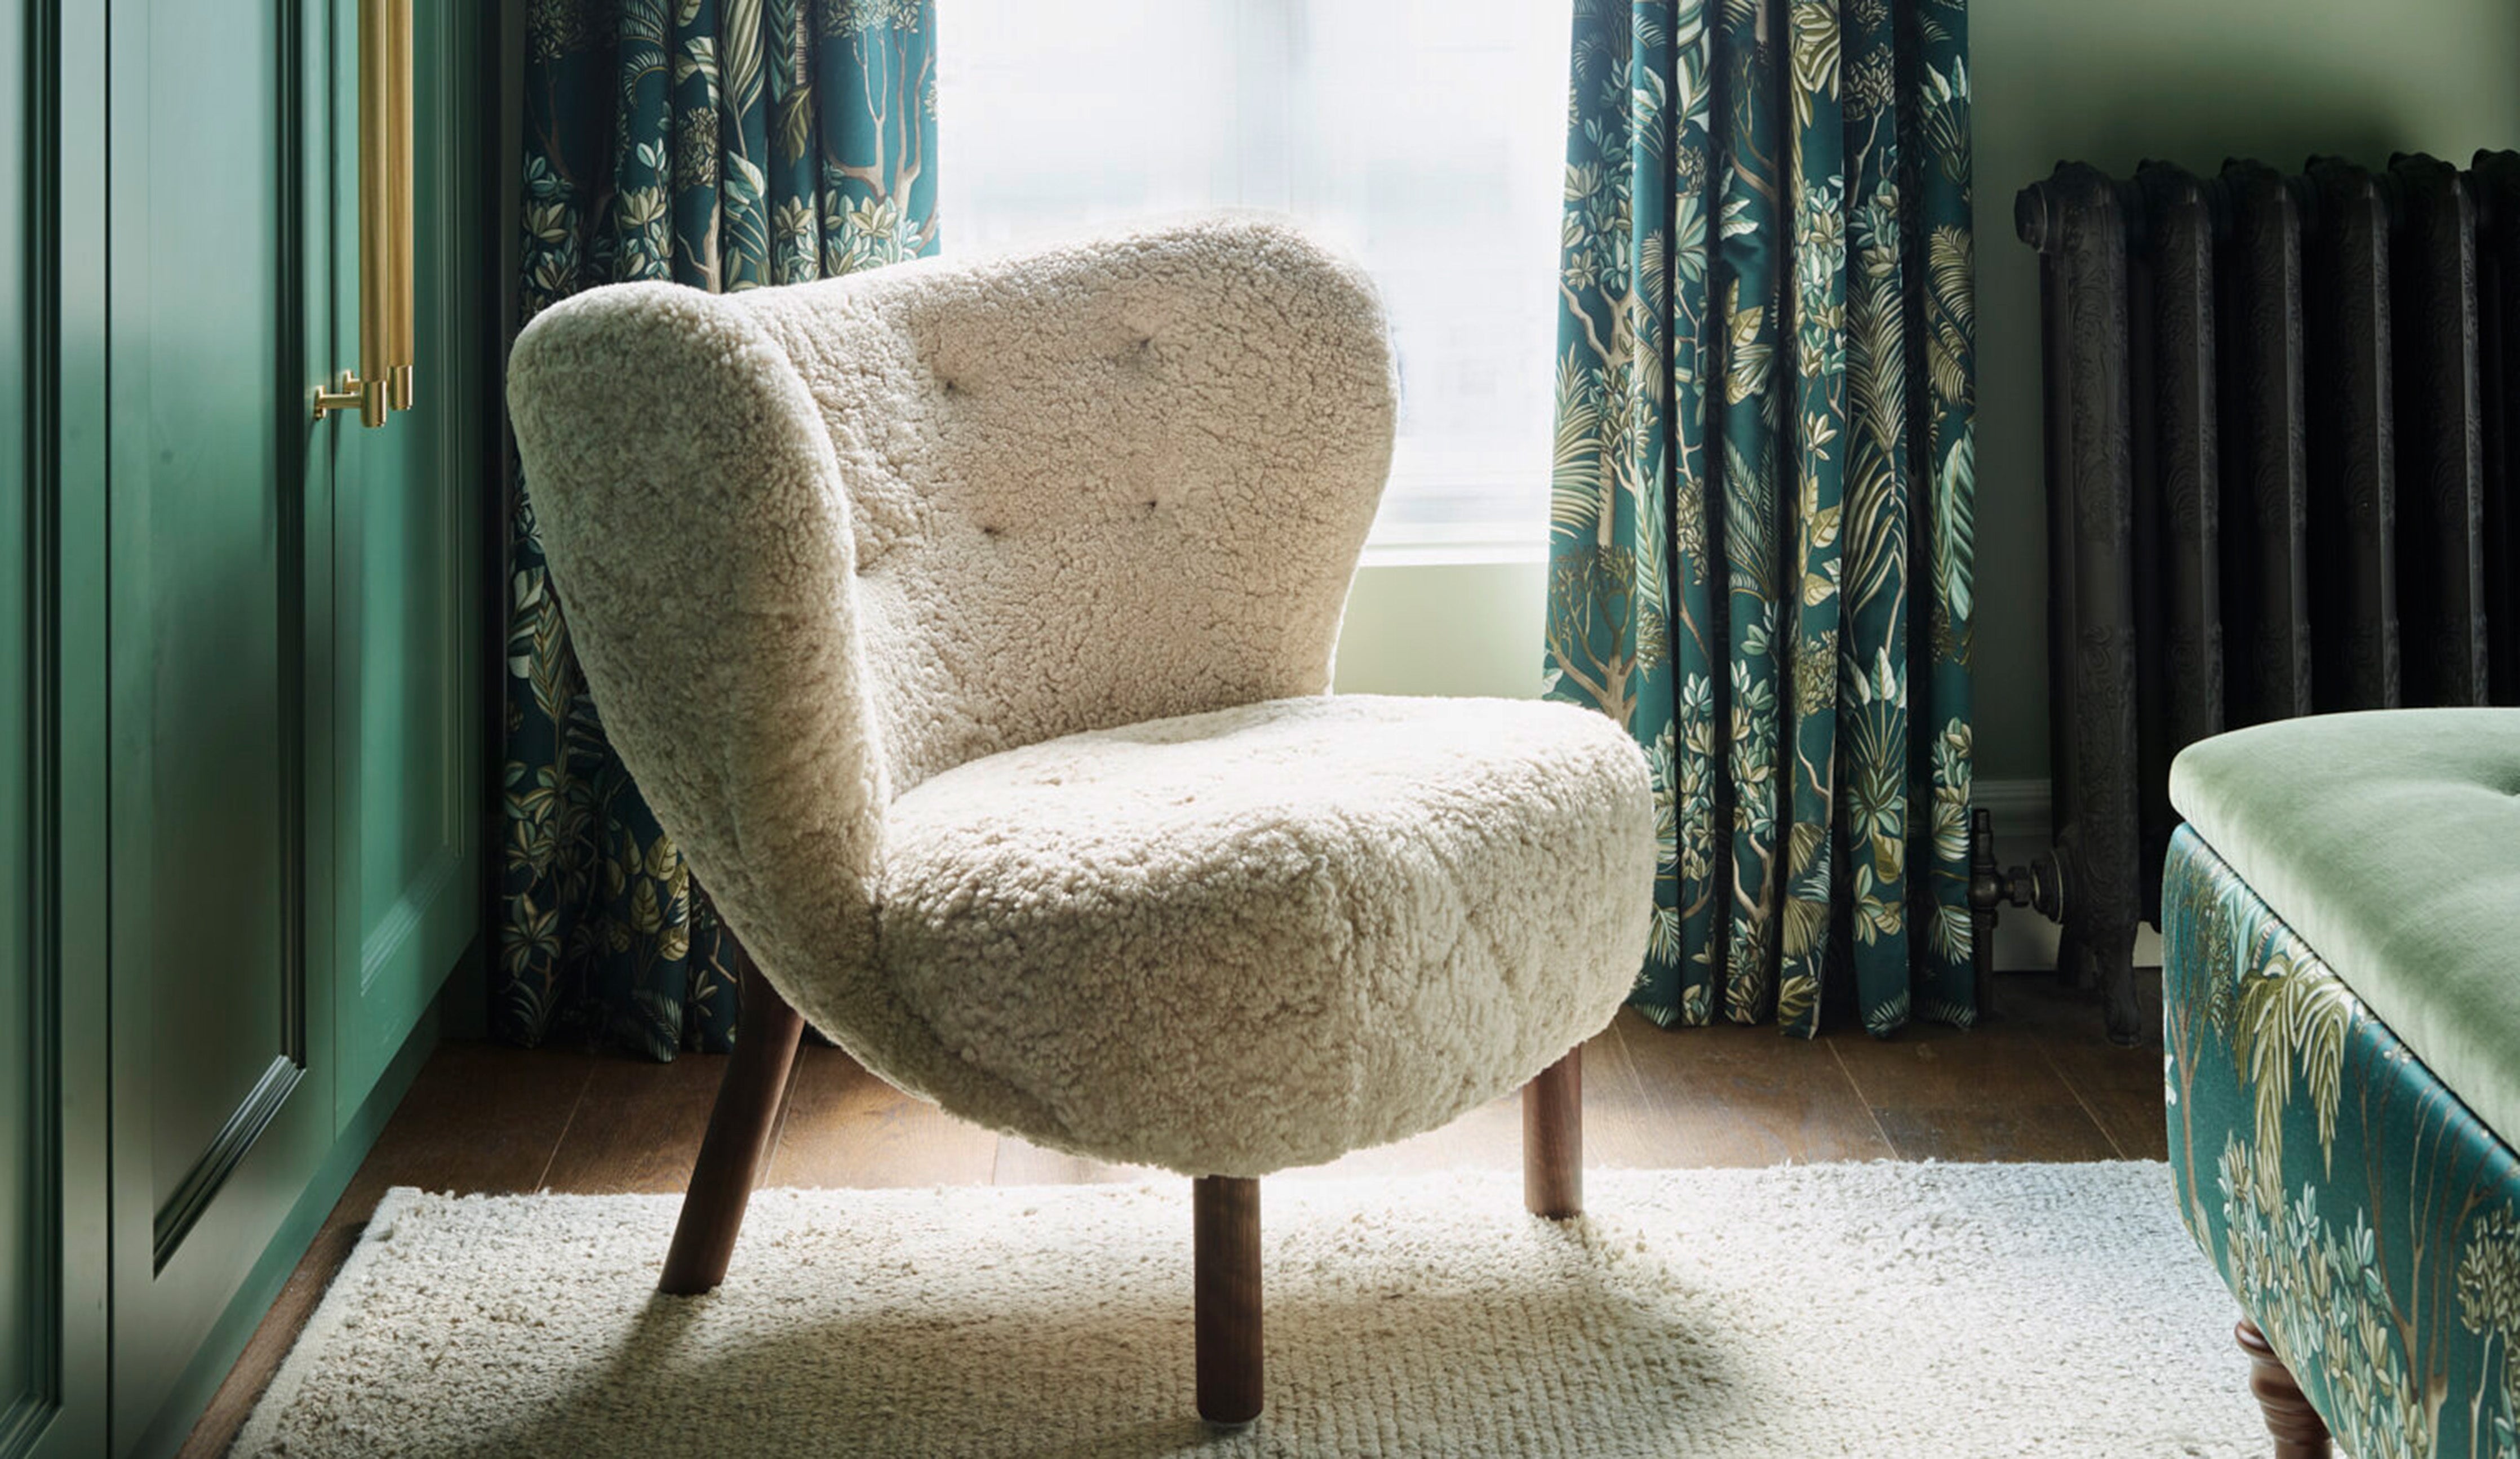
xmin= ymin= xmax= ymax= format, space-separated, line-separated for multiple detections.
xmin=104 ymin=0 xmax=340 ymax=1444
xmin=3 ymin=5 xmax=110 ymax=1453
xmin=331 ymin=0 xmax=483 ymax=1114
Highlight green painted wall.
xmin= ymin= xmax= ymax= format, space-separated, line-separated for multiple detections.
xmin=1334 ymin=561 xmax=1544 ymax=700
xmin=1972 ymin=0 xmax=2520 ymax=778
xmin=1339 ymin=0 xmax=2520 ymax=778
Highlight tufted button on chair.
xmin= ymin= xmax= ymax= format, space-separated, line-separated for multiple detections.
xmin=505 ymin=215 xmax=1656 ymax=1425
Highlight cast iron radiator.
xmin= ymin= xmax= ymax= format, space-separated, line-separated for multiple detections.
xmin=1988 ymin=152 xmax=2520 ymax=1044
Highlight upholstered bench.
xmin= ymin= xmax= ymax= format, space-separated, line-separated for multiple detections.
xmin=2164 ymin=708 xmax=2520 ymax=1458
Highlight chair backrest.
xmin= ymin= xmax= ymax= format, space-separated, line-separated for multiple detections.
xmin=506 ymin=216 xmax=1396 ymax=1018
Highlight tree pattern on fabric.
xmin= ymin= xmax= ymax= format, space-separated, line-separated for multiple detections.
xmin=502 ymin=0 xmax=938 ymax=1059
xmin=1547 ymin=0 xmax=1975 ymax=1035
xmin=2166 ymin=828 xmax=2520 ymax=1458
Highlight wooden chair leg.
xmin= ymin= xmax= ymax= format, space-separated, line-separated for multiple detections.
xmin=1194 ymin=1176 xmax=1263 ymax=1425
xmin=2237 ymin=1320 xmax=2332 ymax=1458
xmin=1523 ymin=1047 xmax=1582 ymax=1218
xmin=658 ymin=957 xmax=805 ymax=1296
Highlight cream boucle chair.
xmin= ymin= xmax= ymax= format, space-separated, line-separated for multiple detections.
xmin=506 ymin=215 xmax=1655 ymax=1424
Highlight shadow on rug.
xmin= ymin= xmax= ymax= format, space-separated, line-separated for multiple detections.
xmin=235 ymin=1164 xmax=2261 ymax=1457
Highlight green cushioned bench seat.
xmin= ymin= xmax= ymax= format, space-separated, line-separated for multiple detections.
xmin=2169 ymin=706 xmax=2520 ymax=1147
xmin=2162 ymin=825 xmax=2520 ymax=1456
xmin=2168 ymin=708 xmax=2520 ymax=1454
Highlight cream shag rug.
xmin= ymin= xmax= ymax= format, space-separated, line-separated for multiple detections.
xmin=235 ymin=1164 xmax=2263 ymax=1457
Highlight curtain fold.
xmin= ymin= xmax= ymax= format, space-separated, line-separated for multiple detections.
xmin=499 ymin=0 xmax=938 ymax=1059
xmin=1548 ymin=0 xmax=1975 ymax=1037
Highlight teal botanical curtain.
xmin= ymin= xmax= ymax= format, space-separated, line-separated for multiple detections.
xmin=1547 ymin=0 xmax=1976 ymax=1036
xmin=500 ymin=0 xmax=938 ymax=1058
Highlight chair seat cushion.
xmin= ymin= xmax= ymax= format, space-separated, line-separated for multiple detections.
xmin=2169 ymin=708 xmax=2520 ymax=1143
xmin=875 ymin=693 xmax=1655 ymax=1176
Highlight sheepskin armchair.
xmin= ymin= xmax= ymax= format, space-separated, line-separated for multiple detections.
xmin=507 ymin=215 xmax=1655 ymax=1421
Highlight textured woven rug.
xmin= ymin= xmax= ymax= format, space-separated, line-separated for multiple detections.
xmin=234 ymin=1163 xmax=2263 ymax=1457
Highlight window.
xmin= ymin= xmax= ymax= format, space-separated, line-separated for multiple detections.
xmin=939 ymin=0 xmax=1567 ymax=561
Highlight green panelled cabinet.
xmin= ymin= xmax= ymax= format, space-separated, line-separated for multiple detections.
xmin=3 ymin=5 xmax=110 ymax=1457
xmin=7 ymin=2 xmax=492 ymax=1455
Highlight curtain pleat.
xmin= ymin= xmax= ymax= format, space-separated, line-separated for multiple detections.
xmin=499 ymin=0 xmax=938 ymax=1058
xmin=1549 ymin=0 xmax=1975 ymax=1037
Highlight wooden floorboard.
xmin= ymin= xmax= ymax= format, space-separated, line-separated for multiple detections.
xmin=2036 ymin=970 xmax=2169 ymax=1161
xmin=991 ymin=1135 xmax=1157 ymax=1187
xmin=183 ymin=970 xmax=2162 ymax=1455
xmin=538 ymin=1051 xmax=730 ymax=1195
xmin=767 ymin=1044 xmax=999 ymax=1188
xmin=1826 ymin=1025 xmax=2123 ymax=1163
xmin=1287 ymin=1085 xmax=1527 ymax=1181
xmin=1822 ymin=974 xmax=2146 ymax=1163
xmin=1602 ymin=1009 xmax=1898 ymax=1167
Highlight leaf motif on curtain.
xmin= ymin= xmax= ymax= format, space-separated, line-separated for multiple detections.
xmin=498 ymin=0 xmax=940 ymax=1059
xmin=1547 ymin=0 xmax=1975 ymax=1036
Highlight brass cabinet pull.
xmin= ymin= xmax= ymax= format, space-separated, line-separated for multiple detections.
xmin=314 ymin=0 xmax=415 ymax=425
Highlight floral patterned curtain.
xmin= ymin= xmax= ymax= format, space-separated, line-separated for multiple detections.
xmin=500 ymin=0 xmax=938 ymax=1059
xmin=1547 ymin=0 xmax=1976 ymax=1037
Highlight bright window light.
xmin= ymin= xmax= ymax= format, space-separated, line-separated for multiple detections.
xmin=938 ymin=0 xmax=1565 ymax=561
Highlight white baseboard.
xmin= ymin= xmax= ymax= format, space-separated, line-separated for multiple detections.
xmin=1973 ymin=777 xmax=2162 ymax=973
xmin=1973 ymin=777 xmax=2053 ymax=847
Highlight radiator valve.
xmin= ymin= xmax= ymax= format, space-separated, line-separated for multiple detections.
xmin=1966 ymin=808 xmax=2066 ymax=1018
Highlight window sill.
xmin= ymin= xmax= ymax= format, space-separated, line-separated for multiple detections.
xmin=1355 ymin=539 xmax=1548 ymax=570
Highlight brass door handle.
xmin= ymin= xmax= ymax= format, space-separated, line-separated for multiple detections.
xmin=314 ymin=0 xmax=415 ymax=425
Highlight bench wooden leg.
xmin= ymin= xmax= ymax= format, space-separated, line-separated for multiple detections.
xmin=2237 ymin=1319 xmax=2332 ymax=1458
xmin=1194 ymin=1175 xmax=1263 ymax=1425
xmin=658 ymin=957 xmax=804 ymax=1296
xmin=1523 ymin=1047 xmax=1582 ymax=1218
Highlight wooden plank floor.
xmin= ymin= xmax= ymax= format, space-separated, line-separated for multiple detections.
xmin=181 ymin=970 xmax=2162 ymax=1456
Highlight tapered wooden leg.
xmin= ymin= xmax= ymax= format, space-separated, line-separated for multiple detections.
xmin=1523 ymin=1048 xmax=1582 ymax=1218
xmin=1194 ymin=1176 xmax=1263 ymax=1425
xmin=2237 ymin=1320 xmax=2332 ymax=1458
xmin=658 ymin=957 xmax=805 ymax=1295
